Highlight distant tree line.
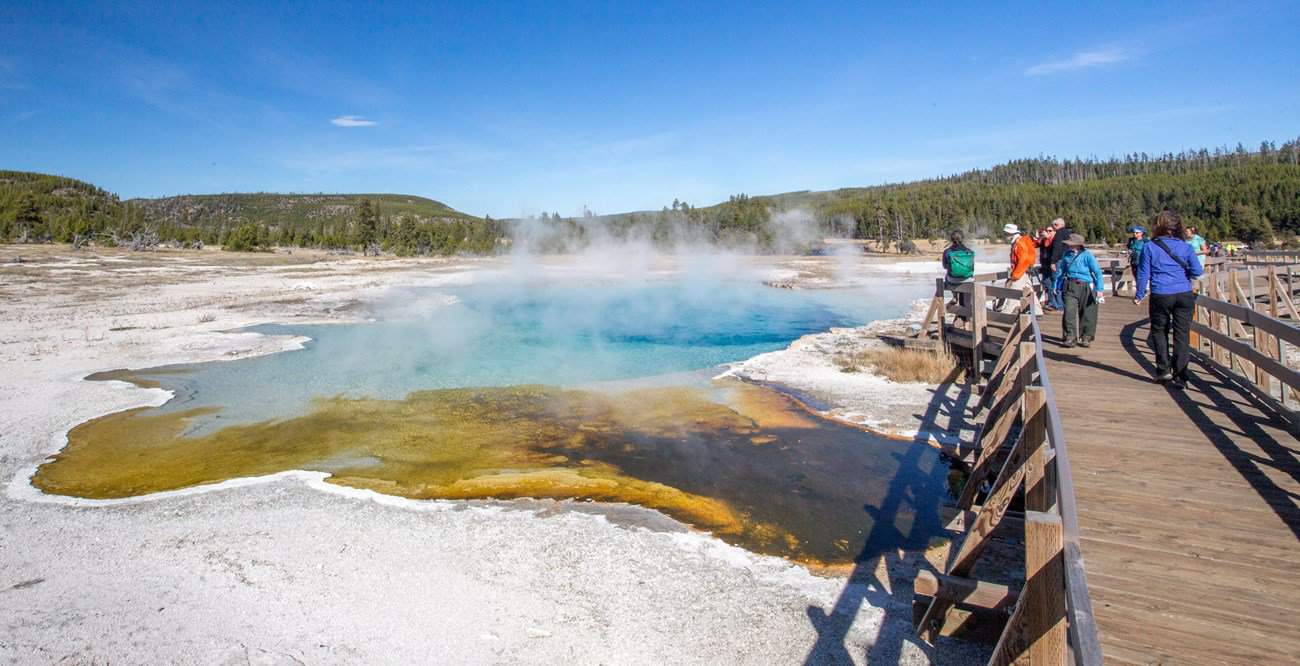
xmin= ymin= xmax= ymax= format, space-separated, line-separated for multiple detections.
xmin=807 ymin=139 xmax=1300 ymax=247
xmin=4 ymin=138 xmax=1299 ymax=253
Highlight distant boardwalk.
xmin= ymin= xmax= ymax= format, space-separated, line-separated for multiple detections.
xmin=1040 ymin=298 xmax=1300 ymax=664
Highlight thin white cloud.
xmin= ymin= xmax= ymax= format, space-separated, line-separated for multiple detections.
xmin=330 ymin=115 xmax=377 ymax=127
xmin=1027 ymin=47 xmax=1131 ymax=76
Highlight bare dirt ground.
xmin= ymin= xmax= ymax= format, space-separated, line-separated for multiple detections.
xmin=0 ymin=245 xmax=986 ymax=665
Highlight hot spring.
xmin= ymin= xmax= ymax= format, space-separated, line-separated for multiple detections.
xmin=34 ymin=272 xmax=951 ymax=567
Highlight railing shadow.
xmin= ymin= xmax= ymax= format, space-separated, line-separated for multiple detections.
xmin=1118 ymin=317 xmax=1300 ymax=539
xmin=803 ymin=369 xmax=988 ymax=664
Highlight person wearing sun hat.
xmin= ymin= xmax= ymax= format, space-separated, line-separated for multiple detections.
xmin=1053 ymin=233 xmax=1105 ymax=348
xmin=1001 ymin=223 xmax=1041 ymax=314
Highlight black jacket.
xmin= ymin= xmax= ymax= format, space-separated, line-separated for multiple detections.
xmin=1049 ymin=226 xmax=1074 ymax=265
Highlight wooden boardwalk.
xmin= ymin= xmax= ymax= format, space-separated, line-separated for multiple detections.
xmin=1037 ymin=297 xmax=1300 ymax=664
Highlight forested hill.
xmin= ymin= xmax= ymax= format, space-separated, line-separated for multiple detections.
xmin=0 ymin=176 xmax=498 ymax=254
xmin=697 ymin=139 xmax=1300 ymax=247
xmin=130 ymin=193 xmax=477 ymax=228
xmin=0 ymin=171 xmax=122 ymax=243
xmin=127 ymin=193 xmax=489 ymax=251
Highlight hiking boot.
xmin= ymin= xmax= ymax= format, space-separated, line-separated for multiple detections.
xmin=1078 ymin=336 xmax=1092 ymax=347
xmin=1061 ymin=338 xmax=1077 ymax=348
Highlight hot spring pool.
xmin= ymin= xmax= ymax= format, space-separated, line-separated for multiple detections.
xmin=35 ymin=277 xmax=951 ymax=567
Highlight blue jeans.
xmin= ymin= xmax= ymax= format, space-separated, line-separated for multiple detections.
xmin=1044 ymin=269 xmax=1064 ymax=309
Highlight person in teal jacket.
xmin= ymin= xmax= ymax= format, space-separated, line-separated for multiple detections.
xmin=1053 ymin=233 xmax=1105 ymax=348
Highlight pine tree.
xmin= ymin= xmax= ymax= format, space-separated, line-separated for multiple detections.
xmin=354 ymin=199 xmax=378 ymax=255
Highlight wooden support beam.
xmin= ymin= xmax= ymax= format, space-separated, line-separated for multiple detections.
xmin=951 ymin=457 xmax=1028 ymax=577
xmin=915 ymin=570 xmax=1018 ymax=611
xmin=975 ymin=322 xmax=1027 ymax=415
xmin=921 ymin=461 xmax=1027 ymax=642
xmin=916 ymin=296 xmax=941 ymax=339
xmin=958 ymin=378 xmax=1023 ymax=509
xmin=987 ymin=598 xmax=1027 ymax=666
xmin=1272 ymin=274 xmax=1300 ymax=321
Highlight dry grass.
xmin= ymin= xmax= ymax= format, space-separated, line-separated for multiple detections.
xmin=834 ymin=346 xmax=959 ymax=384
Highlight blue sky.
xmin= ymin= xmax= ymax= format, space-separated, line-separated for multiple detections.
xmin=1 ymin=1 xmax=1297 ymax=218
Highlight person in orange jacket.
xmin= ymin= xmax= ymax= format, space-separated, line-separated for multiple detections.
xmin=1002 ymin=223 xmax=1042 ymax=314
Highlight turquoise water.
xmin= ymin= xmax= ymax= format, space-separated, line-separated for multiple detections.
xmin=128 ymin=278 xmax=921 ymax=432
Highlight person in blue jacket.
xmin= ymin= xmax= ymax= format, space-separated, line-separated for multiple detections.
xmin=1135 ymin=209 xmax=1204 ymax=389
xmin=1053 ymin=233 xmax=1105 ymax=348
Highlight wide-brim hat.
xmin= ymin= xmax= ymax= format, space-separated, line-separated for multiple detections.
xmin=1066 ymin=233 xmax=1086 ymax=247
xmin=1002 ymin=223 xmax=1020 ymax=235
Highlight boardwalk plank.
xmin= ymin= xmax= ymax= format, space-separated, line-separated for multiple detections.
xmin=1036 ymin=297 xmax=1300 ymax=665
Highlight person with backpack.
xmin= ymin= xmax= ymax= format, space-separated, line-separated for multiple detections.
xmin=1135 ymin=209 xmax=1204 ymax=389
xmin=941 ymin=229 xmax=976 ymax=322
xmin=1053 ymin=233 xmax=1105 ymax=348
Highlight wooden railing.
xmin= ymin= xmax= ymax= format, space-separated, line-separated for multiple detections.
xmin=912 ymin=279 xmax=1102 ymax=665
xmin=915 ymin=270 xmax=1027 ymax=379
xmin=1243 ymin=249 xmax=1300 ymax=265
xmin=1193 ymin=263 xmax=1300 ymax=415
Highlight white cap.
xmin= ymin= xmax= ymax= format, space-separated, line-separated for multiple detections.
xmin=1002 ymin=223 xmax=1020 ymax=235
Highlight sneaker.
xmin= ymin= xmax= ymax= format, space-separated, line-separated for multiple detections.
xmin=1078 ymin=337 xmax=1092 ymax=348
xmin=1169 ymin=377 xmax=1187 ymax=390
xmin=1155 ymin=369 xmax=1173 ymax=384
xmin=1062 ymin=338 xmax=1077 ymax=348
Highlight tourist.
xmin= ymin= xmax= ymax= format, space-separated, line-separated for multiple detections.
xmin=1053 ymin=233 xmax=1104 ymax=348
xmin=941 ymin=229 xmax=976 ymax=323
xmin=1123 ymin=226 xmax=1148 ymax=296
xmin=1001 ymin=223 xmax=1041 ymax=314
xmin=1185 ymin=225 xmax=1208 ymax=269
xmin=1038 ymin=226 xmax=1058 ymax=310
xmin=1135 ymin=210 xmax=1204 ymax=389
xmin=1046 ymin=217 xmax=1072 ymax=311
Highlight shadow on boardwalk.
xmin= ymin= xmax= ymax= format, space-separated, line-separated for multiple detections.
xmin=1114 ymin=317 xmax=1300 ymax=539
xmin=803 ymin=370 xmax=988 ymax=665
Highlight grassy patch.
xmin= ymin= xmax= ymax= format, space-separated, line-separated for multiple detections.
xmin=834 ymin=346 xmax=958 ymax=384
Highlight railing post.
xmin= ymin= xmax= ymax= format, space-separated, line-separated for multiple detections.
xmin=936 ymin=277 xmax=947 ymax=350
xmin=973 ymin=282 xmax=987 ymax=385
xmin=1022 ymin=387 xmax=1051 ymax=513
xmin=1247 ymin=267 xmax=1257 ymax=311
xmin=1268 ymin=266 xmax=1279 ymax=319
xmin=1024 ymin=511 xmax=1068 ymax=665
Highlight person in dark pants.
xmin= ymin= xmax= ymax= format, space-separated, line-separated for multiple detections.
xmin=1052 ymin=233 xmax=1105 ymax=347
xmin=1037 ymin=226 xmax=1057 ymax=310
xmin=1046 ymin=218 xmax=1073 ymax=310
xmin=1135 ymin=209 xmax=1204 ymax=389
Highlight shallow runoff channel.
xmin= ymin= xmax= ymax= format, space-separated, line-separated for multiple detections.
xmin=32 ymin=271 xmax=952 ymax=569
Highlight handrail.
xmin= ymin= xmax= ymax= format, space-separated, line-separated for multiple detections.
xmin=1027 ymin=312 xmax=1104 ymax=665
xmin=1193 ymin=262 xmax=1300 ymax=413
xmin=912 ymin=275 xmax=1102 ymax=665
